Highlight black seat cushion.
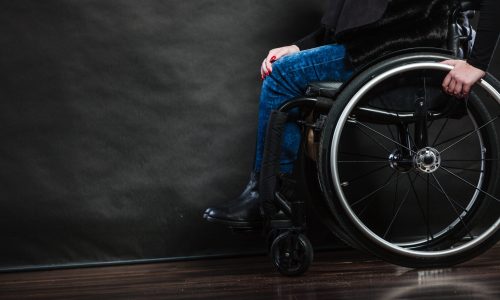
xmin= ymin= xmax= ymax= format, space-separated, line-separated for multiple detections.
xmin=305 ymin=81 xmax=343 ymax=99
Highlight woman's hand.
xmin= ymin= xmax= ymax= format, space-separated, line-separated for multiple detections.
xmin=441 ymin=60 xmax=486 ymax=98
xmin=261 ymin=45 xmax=300 ymax=80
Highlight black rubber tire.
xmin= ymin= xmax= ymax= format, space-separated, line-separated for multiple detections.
xmin=318 ymin=52 xmax=500 ymax=268
xmin=270 ymin=231 xmax=314 ymax=276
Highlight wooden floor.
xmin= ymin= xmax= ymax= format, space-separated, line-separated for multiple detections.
xmin=1 ymin=244 xmax=499 ymax=300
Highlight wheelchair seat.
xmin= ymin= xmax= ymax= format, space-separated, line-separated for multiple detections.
xmin=305 ymin=81 xmax=343 ymax=99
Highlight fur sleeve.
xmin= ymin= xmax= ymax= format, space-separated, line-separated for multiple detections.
xmin=336 ymin=0 xmax=453 ymax=68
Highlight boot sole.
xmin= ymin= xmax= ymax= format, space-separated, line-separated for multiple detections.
xmin=204 ymin=215 xmax=262 ymax=229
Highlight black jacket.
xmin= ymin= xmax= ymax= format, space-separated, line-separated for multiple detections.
xmin=294 ymin=0 xmax=499 ymax=70
xmin=321 ymin=0 xmax=388 ymax=36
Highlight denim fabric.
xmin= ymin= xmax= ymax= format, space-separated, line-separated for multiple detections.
xmin=254 ymin=44 xmax=354 ymax=174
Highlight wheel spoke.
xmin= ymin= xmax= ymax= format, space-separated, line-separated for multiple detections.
xmin=431 ymin=173 xmax=474 ymax=240
xmin=413 ymin=172 xmax=470 ymax=212
xmin=442 ymin=159 xmax=498 ymax=162
xmin=426 ymin=174 xmax=432 ymax=241
xmin=427 ymin=119 xmax=435 ymax=129
xmin=379 ymin=95 xmax=403 ymax=144
xmin=353 ymin=123 xmax=392 ymax=153
xmin=338 ymin=160 xmax=388 ymax=163
xmin=387 ymin=124 xmax=397 ymax=142
xmin=440 ymin=167 xmax=500 ymax=203
xmin=432 ymin=117 xmax=449 ymax=147
xmin=393 ymin=173 xmax=399 ymax=217
xmin=343 ymin=164 xmax=389 ymax=185
xmin=339 ymin=151 xmax=387 ymax=160
xmin=439 ymin=115 xmax=499 ymax=153
xmin=408 ymin=173 xmax=434 ymax=241
xmin=358 ymin=199 xmax=374 ymax=217
xmin=351 ymin=171 xmax=397 ymax=207
xmin=440 ymin=165 xmax=484 ymax=173
xmin=383 ymin=175 xmax=415 ymax=240
xmin=353 ymin=120 xmax=416 ymax=154
xmin=434 ymin=129 xmax=474 ymax=148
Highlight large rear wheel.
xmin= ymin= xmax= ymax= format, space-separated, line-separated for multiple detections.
xmin=318 ymin=52 xmax=500 ymax=267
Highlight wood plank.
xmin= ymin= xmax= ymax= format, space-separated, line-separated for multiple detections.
xmin=0 ymin=244 xmax=499 ymax=299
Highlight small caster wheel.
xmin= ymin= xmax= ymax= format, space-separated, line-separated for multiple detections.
xmin=270 ymin=231 xmax=313 ymax=276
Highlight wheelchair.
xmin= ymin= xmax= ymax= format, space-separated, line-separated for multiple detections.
xmin=259 ymin=0 xmax=500 ymax=276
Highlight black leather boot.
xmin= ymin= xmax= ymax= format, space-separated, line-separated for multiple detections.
xmin=203 ymin=172 xmax=262 ymax=228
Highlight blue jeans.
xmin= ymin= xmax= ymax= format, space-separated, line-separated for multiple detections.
xmin=253 ymin=44 xmax=354 ymax=174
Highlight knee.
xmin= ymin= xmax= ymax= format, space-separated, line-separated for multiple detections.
xmin=261 ymin=54 xmax=300 ymax=95
xmin=269 ymin=53 xmax=298 ymax=78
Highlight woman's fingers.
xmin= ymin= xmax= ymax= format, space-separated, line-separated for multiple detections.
xmin=447 ymin=79 xmax=457 ymax=95
xmin=453 ymin=81 xmax=463 ymax=96
xmin=265 ymin=50 xmax=283 ymax=74
xmin=261 ymin=50 xmax=280 ymax=77
xmin=440 ymin=59 xmax=485 ymax=98
xmin=260 ymin=58 xmax=267 ymax=79
xmin=261 ymin=55 xmax=273 ymax=78
xmin=441 ymin=60 xmax=456 ymax=95
xmin=264 ymin=56 xmax=273 ymax=75
xmin=443 ymin=77 xmax=467 ymax=98
xmin=442 ymin=72 xmax=452 ymax=91
xmin=462 ymin=82 xmax=472 ymax=96
xmin=261 ymin=46 xmax=300 ymax=80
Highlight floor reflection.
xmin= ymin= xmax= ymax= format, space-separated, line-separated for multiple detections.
xmin=381 ymin=268 xmax=494 ymax=299
xmin=266 ymin=255 xmax=499 ymax=300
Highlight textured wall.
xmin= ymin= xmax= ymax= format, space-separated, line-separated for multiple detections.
xmin=0 ymin=1 xmax=498 ymax=271
xmin=0 ymin=0 xmax=325 ymax=270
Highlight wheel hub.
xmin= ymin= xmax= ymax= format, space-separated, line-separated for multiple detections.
xmin=389 ymin=150 xmax=413 ymax=172
xmin=415 ymin=147 xmax=441 ymax=173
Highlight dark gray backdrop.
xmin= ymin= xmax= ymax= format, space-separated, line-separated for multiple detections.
xmin=0 ymin=0 xmax=498 ymax=271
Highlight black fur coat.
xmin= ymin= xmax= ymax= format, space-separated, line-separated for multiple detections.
xmin=337 ymin=0 xmax=455 ymax=67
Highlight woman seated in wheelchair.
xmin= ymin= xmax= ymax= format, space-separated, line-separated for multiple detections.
xmin=204 ymin=0 xmax=500 ymax=229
